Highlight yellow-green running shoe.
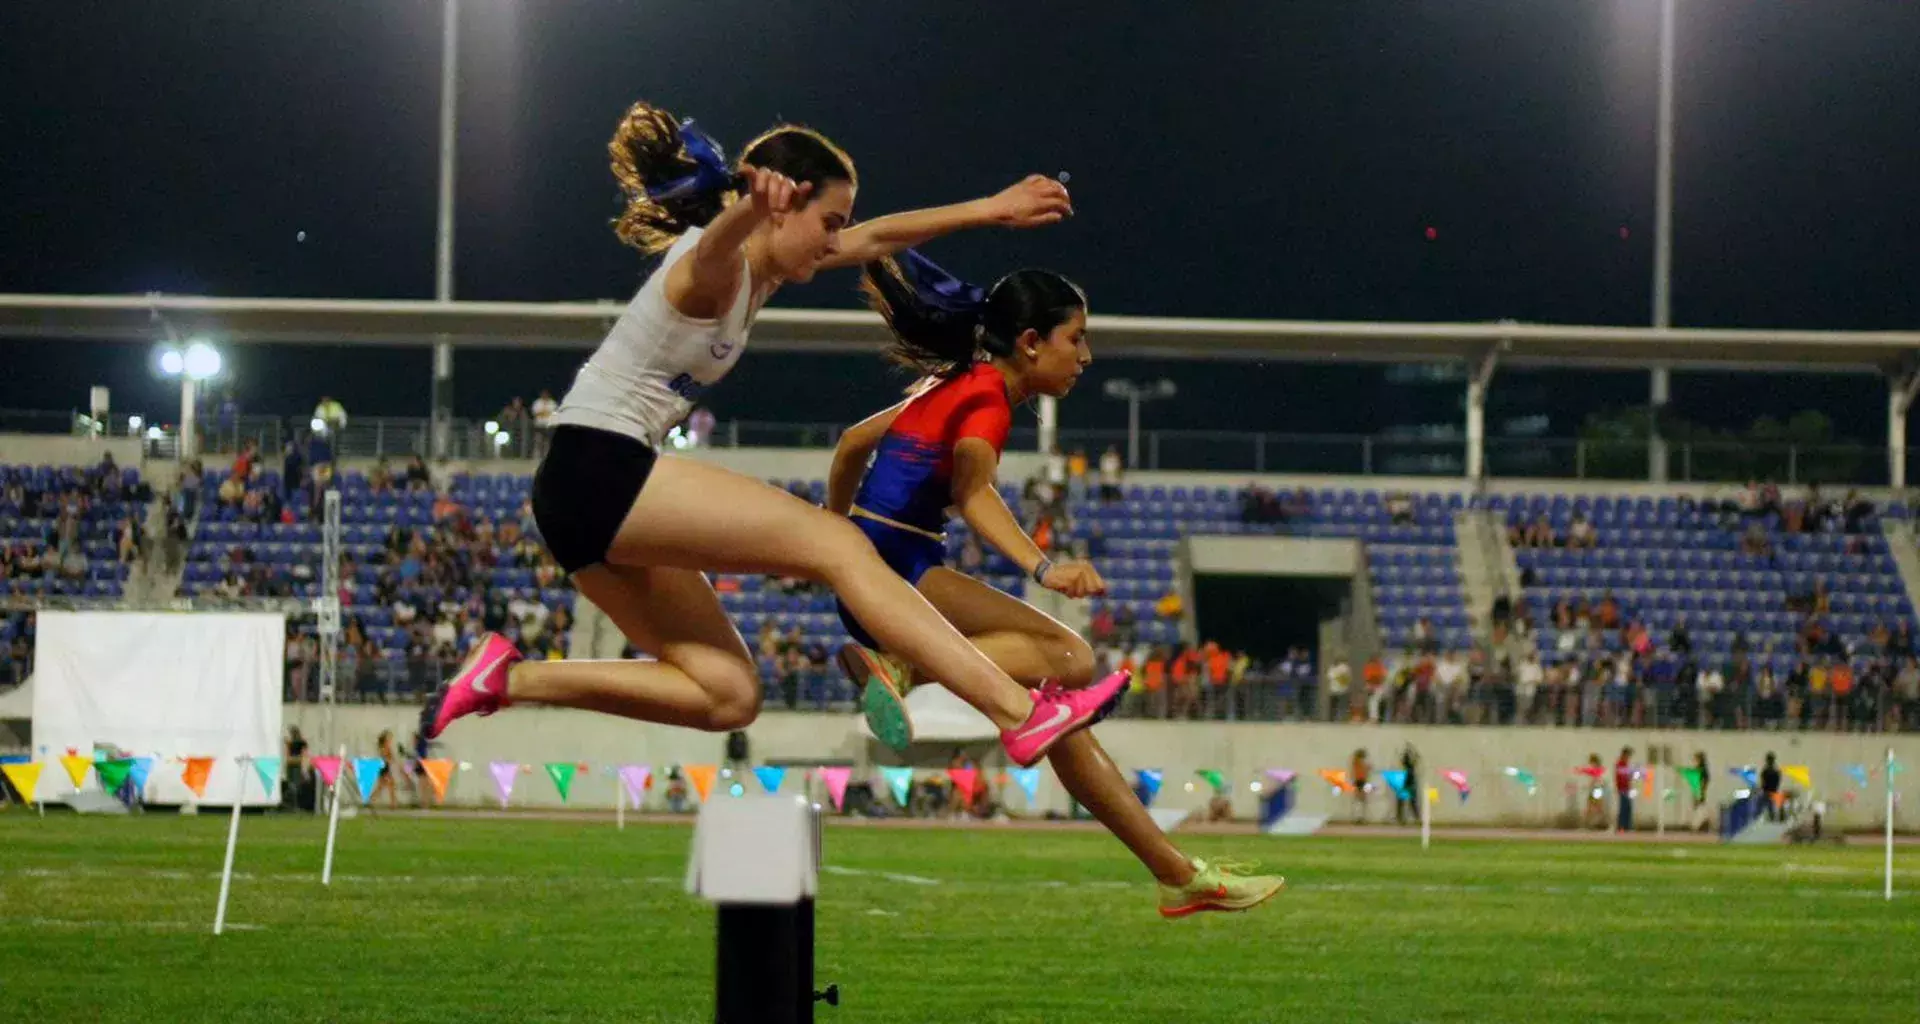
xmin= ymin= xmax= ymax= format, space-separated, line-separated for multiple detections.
xmin=840 ymin=643 xmax=916 ymax=752
xmin=1157 ymin=858 xmax=1286 ymax=919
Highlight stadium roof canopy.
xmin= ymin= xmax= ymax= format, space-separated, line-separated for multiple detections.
xmin=3 ymin=293 xmax=1919 ymax=374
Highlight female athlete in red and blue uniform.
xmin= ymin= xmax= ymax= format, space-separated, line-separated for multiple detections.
xmin=827 ymin=250 xmax=1285 ymax=917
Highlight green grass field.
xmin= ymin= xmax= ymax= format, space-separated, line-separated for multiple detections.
xmin=1 ymin=813 xmax=1914 ymax=1023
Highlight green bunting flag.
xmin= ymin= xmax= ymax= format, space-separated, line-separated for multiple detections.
xmin=1678 ymin=766 xmax=1704 ymax=801
xmin=1196 ymin=769 xmax=1226 ymax=794
xmin=545 ymin=762 xmax=578 ymax=802
xmin=93 ymin=758 xmax=135 ymax=793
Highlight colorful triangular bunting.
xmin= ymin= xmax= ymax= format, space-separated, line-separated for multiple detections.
xmin=1010 ymin=767 xmax=1041 ymax=804
xmin=2 ymin=762 xmax=44 ymax=805
xmin=93 ymin=758 xmax=135 ymax=794
xmin=545 ymin=762 xmax=578 ymax=802
xmin=881 ymin=766 xmax=914 ymax=807
xmin=489 ymin=762 xmax=519 ymax=808
xmin=59 ymin=753 xmax=93 ymax=789
xmin=252 ymin=756 xmax=282 ymax=797
xmin=618 ymin=765 xmax=651 ymax=809
xmin=818 ymin=766 xmax=851 ymax=811
xmin=420 ymin=759 xmax=454 ymax=803
xmin=753 ymin=765 xmax=786 ymax=794
xmin=351 ymin=757 xmax=385 ymax=804
xmin=181 ymin=756 xmax=215 ymax=798
xmin=684 ymin=764 xmax=717 ymax=803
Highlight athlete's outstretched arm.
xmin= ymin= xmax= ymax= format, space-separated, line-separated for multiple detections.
xmin=827 ymin=399 xmax=909 ymax=515
xmin=665 ymin=167 xmax=814 ymax=319
xmin=818 ymin=175 xmax=1072 ymax=271
xmin=951 ymin=439 xmax=1105 ymax=599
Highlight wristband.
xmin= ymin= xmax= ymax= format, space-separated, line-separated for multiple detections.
xmin=1031 ymin=558 xmax=1055 ymax=586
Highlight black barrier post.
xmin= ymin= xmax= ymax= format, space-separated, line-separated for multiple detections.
xmin=711 ymin=802 xmax=835 ymax=1024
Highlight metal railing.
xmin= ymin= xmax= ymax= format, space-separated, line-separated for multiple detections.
xmin=1 ymin=408 xmax=1907 ymax=485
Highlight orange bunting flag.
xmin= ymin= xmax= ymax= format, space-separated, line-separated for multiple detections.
xmin=1318 ymin=768 xmax=1353 ymax=793
xmin=3 ymin=762 xmax=44 ymax=805
xmin=684 ymin=764 xmax=718 ymax=803
xmin=59 ymin=753 xmax=93 ymax=789
xmin=181 ymin=756 xmax=215 ymax=798
xmin=420 ymin=759 xmax=454 ymax=803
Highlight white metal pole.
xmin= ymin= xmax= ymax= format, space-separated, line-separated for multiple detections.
xmin=1126 ymin=395 xmax=1141 ymax=470
xmin=179 ymin=377 xmax=196 ymax=462
xmin=1648 ymin=0 xmax=1676 ymax=483
xmin=213 ymin=756 xmax=248 ymax=935
xmin=1420 ymin=786 xmax=1431 ymax=850
xmin=1037 ymin=395 xmax=1058 ymax=455
xmin=430 ymin=0 xmax=460 ymax=461
xmin=1887 ymin=747 xmax=1896 ymax=902
xmin=322 ymin=744 xmax=346 ymax=886
xmin=616 ymin=769 xmax=626 ymax=832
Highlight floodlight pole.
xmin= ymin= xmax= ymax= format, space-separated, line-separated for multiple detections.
xmin=1648 ymin=0 xmax=1677 ymax=483
xmin=179 ymin=376 xmax=197 ymax=462
xmin=431 ymin=0 xmax=460 ymax=460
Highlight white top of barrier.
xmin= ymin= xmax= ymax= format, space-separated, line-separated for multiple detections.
xmin=686 ymin=794 xmax=819 ymax=905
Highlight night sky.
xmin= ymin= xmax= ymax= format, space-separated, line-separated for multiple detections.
xmin=4 ymin=1 xmax=1918 ymax=442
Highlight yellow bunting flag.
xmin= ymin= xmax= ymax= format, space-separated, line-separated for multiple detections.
xmin=181 ymin=756 xmax=215 ymax=798
xmin=59 ymin=753 xmax=93 ymax=789
xmin=1426 ymin=787 xmax=1439 ymax=804
xmin=420 ymin=759 xmax=454 ymax=803
xmin=3 ymin=762 xmax=44 ymax=805
xmin=684 ymin=764 xmax=718 ymax=803
xmin=1783 ymin=765 xmax=1812 ymax=790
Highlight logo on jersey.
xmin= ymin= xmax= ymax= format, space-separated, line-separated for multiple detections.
xmin=708 ymin=339 xmax=737 ymax=360
xmin=668 ymin=372 xmax=712 ymax=401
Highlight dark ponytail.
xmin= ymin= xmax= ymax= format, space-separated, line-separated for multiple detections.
xmin=607 ymin=101 xmax=858 ymax=255
xmin=863 ymin=250 xmax=1086 ymax=379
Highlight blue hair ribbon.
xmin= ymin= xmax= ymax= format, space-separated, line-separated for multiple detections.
xmin=898 ymin=248 xmax=987 ymax=318
xmin=645 ymin=119 xmax=737 ymax=201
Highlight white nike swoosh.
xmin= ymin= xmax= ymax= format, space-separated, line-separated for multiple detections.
xmin=467 ymin=649 xmax=510 ymax=694
xmin=1011 ymin=703 xmax=1073 ymax=741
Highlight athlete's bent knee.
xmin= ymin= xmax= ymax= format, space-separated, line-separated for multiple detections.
xmin=701 ymin=665 xmax=764 ymax=732
xmin=807 ymin=516 xmax=884 ymax=587
xmin=1053 ymin=632 xmax=1097 ymax=688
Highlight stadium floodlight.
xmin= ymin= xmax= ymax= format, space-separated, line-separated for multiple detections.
xmin=128 ymin=415 xmax=143 ymax=431
xmin=145 ymin=425 xmax=163 ymax=440
xmin=153 ymin=338 xmax=223 ymax=462
xmin=1101 ymin=377 xmax=1178 ymax=469
xmin=484 ymin=420 xmax=500 ymax=435
xmin=183 ymin=341 xmax=222 ymax=380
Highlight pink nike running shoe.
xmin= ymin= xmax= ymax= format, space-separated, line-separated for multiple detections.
xmin=422 ymin=632 xmax=520 ymax=740
xmin=1001 ymin=670 xmax=1130 ymax=767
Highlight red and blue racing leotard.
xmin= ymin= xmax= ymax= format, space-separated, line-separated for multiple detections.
xmin=838 ymin=363 xmax=1011 ymax=646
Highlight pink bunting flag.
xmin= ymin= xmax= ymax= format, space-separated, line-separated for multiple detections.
xmin=618 ymin=764 xmax=652 ymax=810
xmin=818 ymin=766 xmax=852 ymax=811
xmin=489 ymin=761 xmax=519 ymax=808
xmin=313 ymin=756 xmax=343 ymax=788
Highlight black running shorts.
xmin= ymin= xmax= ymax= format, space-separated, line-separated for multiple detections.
xmin=531 ymin=425 xmax=658 ymax=573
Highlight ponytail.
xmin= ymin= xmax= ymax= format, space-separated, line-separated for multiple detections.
xmin=607 ymin=101 xmax=858 ymax=256
xmin=863 ymin=250 xmax=1088 ymax=380
xmin=861 ymin=250 xmax=995 ymax=379
xmin=608 ymin=102 xmax=735 ymax=255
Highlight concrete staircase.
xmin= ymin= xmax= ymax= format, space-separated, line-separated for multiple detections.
xmin=123 ymin=494 xmax=183 ymax=603
xmin=1881 ymin=520 xmax=1920 ymax=619
xmin=1453 ymin=509 xmax=1512 ymax=646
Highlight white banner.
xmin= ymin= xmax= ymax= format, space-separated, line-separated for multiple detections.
xmin=31 ymin=611 xmax=284 ymax=805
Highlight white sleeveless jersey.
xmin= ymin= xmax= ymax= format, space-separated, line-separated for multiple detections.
xmin=550 ymin=227 xmax=757 ymax=447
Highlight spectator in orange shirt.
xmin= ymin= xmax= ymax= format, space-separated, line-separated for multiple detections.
xmin=1142 ymin=646 xmax=1169 ymax=718
xmin=1362 ymin=656 xmax=1387 ymax=722
xmin=1204 ymin=642 xmax=1232 ymax=718
xmin=1828 ymin=661 xmax=1855 ymax=731
xmin=1171 ymin=645 xmax=1201 ymax=719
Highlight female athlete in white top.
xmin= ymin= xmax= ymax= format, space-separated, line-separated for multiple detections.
xmin=424 ymin=101 xmax=1128 ymax=766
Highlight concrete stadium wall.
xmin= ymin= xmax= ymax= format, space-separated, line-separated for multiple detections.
xmin=0 ymin=435 xmax=143 ymax=470
xmin=292 ymin=702 xmax=1920 ymax=832
xmin=1189 ymin=536 xmax=1360 ymax=577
